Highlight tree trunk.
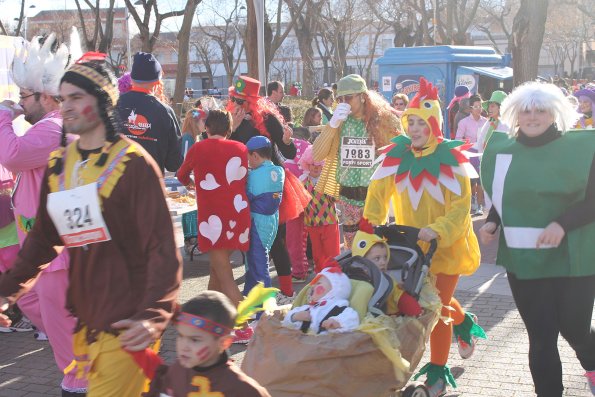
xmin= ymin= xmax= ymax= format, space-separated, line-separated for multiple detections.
xmin=297 ymin=36 xmax=316 ymax=98
xmin=511 ymin=0 xmax=550 ymax=86
xmin=98 ymin=0 xmax=116 ymax=53
xmin=125 ymin=0 xmax=184 ymax=54
xmin=173 ymin=0 xmax=201 ymax=118
xmin=245 ymin=1 xmax=259 ymax=81
xmin=285 ymin=0 xmax=323 ymax=98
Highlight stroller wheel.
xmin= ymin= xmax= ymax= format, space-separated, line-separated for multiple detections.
xmin=402 ymin=383 xmax=430 ymax=397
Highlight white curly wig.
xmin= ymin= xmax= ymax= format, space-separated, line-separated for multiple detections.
xmin=500 ymin=81 xmax=580 ymax=136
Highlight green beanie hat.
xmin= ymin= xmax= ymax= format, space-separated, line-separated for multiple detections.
xmin=337 ymin=74 xmax=368 ymax=97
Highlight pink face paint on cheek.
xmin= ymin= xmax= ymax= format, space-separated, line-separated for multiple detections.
xmin=314 ymin=285 xmax=325 ymax=296
xmin=196 ymin=346 xmax=211 ymax=362
xmin=82 ymin=105 xmax=99 ymax=122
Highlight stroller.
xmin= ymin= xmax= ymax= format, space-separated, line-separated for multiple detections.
xmin=241 ymin=224 xmax=441 ymax=397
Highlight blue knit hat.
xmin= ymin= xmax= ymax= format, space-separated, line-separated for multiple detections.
xmin=246 ymin=136 xmax=271 ymax=151
xmin=454 ymin=85 xmax=470 ymax=97
xmin=131 ymin=52 xmax=162 ymax=83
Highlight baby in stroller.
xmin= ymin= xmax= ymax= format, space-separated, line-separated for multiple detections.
xmin=241 ymin=224 xmax=442 ymax=397
xmin=282 ymin=267 xmax=360 ymax=334
xmin=351 ymin=219 xmax=422 ymax=317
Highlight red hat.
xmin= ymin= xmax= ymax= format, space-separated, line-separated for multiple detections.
xmin=229 ymin=76 xmax=261 ymax=99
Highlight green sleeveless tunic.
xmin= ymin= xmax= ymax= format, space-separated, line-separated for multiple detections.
xmin=480 ymin=130 xmax=595 ymax=279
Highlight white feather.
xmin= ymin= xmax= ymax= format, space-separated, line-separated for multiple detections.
xmin=11 ymin=29 xmax=82 ymax=95
xmin=11 ymin=40 xmax=29 ymax=90
xmin=68 ymin=27 xmax=83 ymax=66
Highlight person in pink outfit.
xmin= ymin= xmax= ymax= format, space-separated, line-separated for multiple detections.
xmin=298 ymin=146 xmax=340 ymax=273
xmin=456 ymin=93 xmax=488 ymax=215
xmin=0 ymin=165 xmax=19 ymax=274
xmin=0 ymin=166 xmax=21 ymax=333
xmin=284 ymin=127 xmax=311 ymax=282
xmin=0 ymin=32 xmax=87 ymax=396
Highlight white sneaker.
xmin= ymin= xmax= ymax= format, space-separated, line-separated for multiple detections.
xmin=0 ymin=325 xmax=13 ymax=333
xmin=425 ymin=378 xmax=447 ymax=397
xmin=457 ymin=314 xmax=479 ymax=359
xmin=34 ymin=331 xmax=49 ymax=341
xmin=10 ymin=317 xmax=34 ymax=332
xmin=276 ymin=292 xmax=296 ymax=306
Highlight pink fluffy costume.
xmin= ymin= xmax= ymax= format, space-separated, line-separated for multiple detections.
xmin=0 ymin=109 xmax=87 ymax=393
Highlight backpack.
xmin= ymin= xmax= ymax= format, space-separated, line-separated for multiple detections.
xmin=336 ymin=252 xmax=394 ymax=316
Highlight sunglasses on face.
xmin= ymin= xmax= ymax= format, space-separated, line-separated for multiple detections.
xmin=337 ymin=94 xmax=354 ymax=103
xmin=230 ymin=96 xmax=246 ymax=105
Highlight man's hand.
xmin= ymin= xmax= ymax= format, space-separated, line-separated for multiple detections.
xmin=231 ymin=106 xmax=246 ymax=132
xmin=418 ymin=227 xmax=438 ymax=242
xmin=479 ymin=222 xmax=498 ymax=245
xmin=328 ymin=103 xmax=351 ymax=128
xmin=282 ymin=124 xmax=293 ymax=145
xmin=0 ymin=297 xmax=11 ymax=327
xmin=111 ymin=319 xmax=156 ymax=351
xmin=536 ymin=222 xmax=565 ymax=248
xmin=0 ymin=100 xmax=24 ymax=120
xmin=291 ymin=310 xmax=311 ymax=322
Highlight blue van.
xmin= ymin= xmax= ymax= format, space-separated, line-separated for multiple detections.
xmin=376 ymin=45 xmax=512 ymax=135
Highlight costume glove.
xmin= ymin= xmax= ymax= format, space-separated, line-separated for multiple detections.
xmin=397 ymin=291 xmax=422 ymax=316
xmin=328 ymin=103 xmax=351 ymax=128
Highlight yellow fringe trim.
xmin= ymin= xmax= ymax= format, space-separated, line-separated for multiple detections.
xmin=47 ymin=139 xmax=144 ymax=208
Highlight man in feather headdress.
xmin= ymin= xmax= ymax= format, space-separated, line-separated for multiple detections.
xmin=0 ymin=30 xmax=90 ymax=396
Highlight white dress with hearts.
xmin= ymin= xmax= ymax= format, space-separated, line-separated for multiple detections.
xmin=176 ymin=139 xmax=250 ymax=252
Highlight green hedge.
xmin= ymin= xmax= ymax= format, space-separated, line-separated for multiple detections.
xmin=284 ymin=97 xmax=314 ymax=127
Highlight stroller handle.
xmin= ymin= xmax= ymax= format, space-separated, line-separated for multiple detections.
xmin=376 ymin=224 xmax=438 ymax=298
xmin=376 ymin=224 xmax=438 ymax=259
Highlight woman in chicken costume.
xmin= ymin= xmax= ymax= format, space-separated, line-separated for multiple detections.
xmin=360 ymin=78 xmax=486 ymax=396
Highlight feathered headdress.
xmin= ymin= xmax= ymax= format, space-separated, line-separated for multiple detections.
xmin=12 ymin=27 xmax=82 ymax=96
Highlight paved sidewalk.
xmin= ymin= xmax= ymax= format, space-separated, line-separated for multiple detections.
xmin=0 ymin=217 xmax=593 ymax=396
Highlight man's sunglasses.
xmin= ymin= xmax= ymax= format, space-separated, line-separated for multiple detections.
xmin=230 ymin=96 xmax=246 ymax=105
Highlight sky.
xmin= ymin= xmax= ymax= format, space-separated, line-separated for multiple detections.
xmin=1 ymin=0 xmax=193 ymax=33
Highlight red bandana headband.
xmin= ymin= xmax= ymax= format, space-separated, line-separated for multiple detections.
xmin=176 ymin=313 xmax=232 ymax=337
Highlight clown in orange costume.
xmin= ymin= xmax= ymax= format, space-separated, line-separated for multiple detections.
xmin=360 ymin=78 xmax=486 ymax=396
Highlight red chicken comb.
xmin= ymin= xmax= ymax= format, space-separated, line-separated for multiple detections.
xmin=409 ymin=77 xmax=439 ymax=108
xmin=358 ymin=217 xmax=375 ymax=234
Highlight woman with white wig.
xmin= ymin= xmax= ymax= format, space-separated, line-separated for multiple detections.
xmin=479 ymin=81 xmax=595 ymax=396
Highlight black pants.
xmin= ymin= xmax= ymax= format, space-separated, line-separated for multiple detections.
xmin=507 ymin=272 xmax=595 ymax=397
xmin=270 ymin=223 xmax=291 ymax=277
